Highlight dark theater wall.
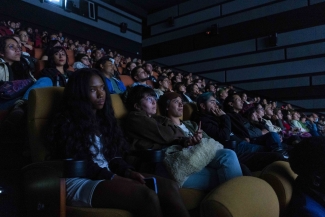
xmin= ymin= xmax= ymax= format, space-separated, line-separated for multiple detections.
xmin=143 ymin=0 xmax=325 ymax=112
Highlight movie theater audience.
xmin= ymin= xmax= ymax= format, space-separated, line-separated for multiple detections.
xmin=124 ymin=86 xmax=242 ymax=190
xmin=47 ymin=68 xmax=190 ymax=217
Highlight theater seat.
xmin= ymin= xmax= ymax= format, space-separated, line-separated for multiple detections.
xmin=23 ymin=87 xmax=133 ymax=217
xmin=201 ymin=176 xmax=279 ymax=217
xmin=33 ymin=48 xmax=44 ymax=59
xmin=22 ymin=87 xmax=284 ymax=217
xmin=34 ymin=60 xmax=47 ymax=79
xmin=120 ymin=75 xmax=134 ymax=87
xmin=259 ymin=161 xmax=297 ymax=216
xmin=66 ymin=50 xmax=75 ymax=67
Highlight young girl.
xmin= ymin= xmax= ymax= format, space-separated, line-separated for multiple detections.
xmin=48 ymin=68 xmax=189 ymax=217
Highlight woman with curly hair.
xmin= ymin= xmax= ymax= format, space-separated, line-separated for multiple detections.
xmin=47 ymin=68 xmax=189 ymax=217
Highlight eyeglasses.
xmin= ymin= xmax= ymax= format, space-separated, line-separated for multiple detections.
xmin=81 ymin=57 xmax=90 ymax=61
xmin=142 ymin=96 xmax=157 ymax=103
xmin=7 ymin=44 xmax=22 ymax=51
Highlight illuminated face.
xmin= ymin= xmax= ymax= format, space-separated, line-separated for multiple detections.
xmin=101 ymin=60 xmax=114 ymax=76
xmin=135 ymin=68 xmax=148 ymax=81
xmin=230 ymin=95 xmax=243 ymax=112
xmin=81 ymin=56 xmax=90 ymax=66
xmin=264 ymin=106 xmax=274 ymax=116
xmin=167 ymin=97 xmax=183 ymax=118
xmin=192 ymin=84 xmax=199 ymax=94
xmin=138 ymin=94 xmax=157 ymax=117
xmin=220 ymin=90 xmax=228 ymax=99
xmin=209 ymin=85 xmax=216 ymax=93
xmin=250 ymin=111 xmax=259 ymax=122
xmin=94 ymin=50 xmax=103 ymax=61
xmin=203 ymin=96 xmax=218 ymax=113
xmin=53 ymin=49 xmax=67 ymax=66
xmin=89 ymin=75 xmax=106 ymax=113
xmin=160 ymin=78 xmax=170 ymax=90
xmin=242 ymin=94 xmax=247 ymax=102
xmin=178 ymin=84 xmax=186 ymax=93
xmin=19 ymin=31 xmax=29 ymax=43
xmin=129 ymin=63 xmax=136 ymax=71
xmin=256 ymin=104 xmax=265 ymax=118
xmin=145 ymin=63 xmax=152 ymax=72
xmin=1 ymin=39 xmax=21 ymax=65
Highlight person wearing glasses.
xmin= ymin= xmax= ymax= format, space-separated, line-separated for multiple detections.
xmin=124 ymin=87 xmax=242 ymax=190
xmin=0 ymin=36 xmax=52 ymax=135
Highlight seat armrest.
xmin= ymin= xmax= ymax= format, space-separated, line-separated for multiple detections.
xmin=22 ymin=161 xmax=64 ymax=216
xmin=129 ymin=149 xmax=165 ymax=163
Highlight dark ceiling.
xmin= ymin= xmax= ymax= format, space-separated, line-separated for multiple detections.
xmin=101 ymin=0 xmax=189 ymax=18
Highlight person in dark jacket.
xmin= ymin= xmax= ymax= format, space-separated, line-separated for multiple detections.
xmin=196 ymin=92 xmax=284 ymax=171
xmin=47 ymin=68 xmax=189 ymax=217
xmin=223 ymin=94 xmax=288 ymax=159
xmin=40 ymin=46 xmax=73 ymax=87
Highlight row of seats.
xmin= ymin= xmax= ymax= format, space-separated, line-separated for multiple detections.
xmin=22 ymin=87 xmax=298 ymax=217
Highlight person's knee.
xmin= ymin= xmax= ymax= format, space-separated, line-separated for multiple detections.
xmin=218 ymin=148 xmax=237 ymax=159
xmin=36 ymin=77 xmax=52 ymax=86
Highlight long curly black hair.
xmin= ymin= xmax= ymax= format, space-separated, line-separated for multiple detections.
xmin=48 ymin=68 xmax=129 ymax=160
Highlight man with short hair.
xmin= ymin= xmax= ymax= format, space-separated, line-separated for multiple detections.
xmin=131 ymin=66 xmax=151 ymax=88
xmin=143 ymin=62 xmax=157 ymax=82
xmin=196 ymin=92 xmax=284 ymax=171
xmin=223 ymin=94 xmax=288 ymax=158
xmin=154 ymin=75 xmax=171 ymax=99
xmin=91 ymin=49 xmax=103 ymax=67
xmin=197 ymin=92 xmax=263 ymax=152
xmin=186 ymin=83 xmax=200 ymax=101
xmin=96 ymin=56 xmax=126 ymax=94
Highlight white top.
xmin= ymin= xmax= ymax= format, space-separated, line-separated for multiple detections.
xmin=178 ymin=123 xmax=193 ymax=137
xmin=89 ymin=135 xmax=110 ymax=171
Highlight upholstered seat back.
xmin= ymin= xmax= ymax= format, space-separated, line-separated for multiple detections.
xmin=259 ymin=161 xmax=297 ymax=216
xmin=28 ymin=87 xmax=128 ymax=162
xmin=201 ymin=176 xmax=280 ymax=217
xmin=28 ymin=87 xmax=65 ymax=162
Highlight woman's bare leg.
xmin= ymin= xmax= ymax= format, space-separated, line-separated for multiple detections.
xmin=142 ymin=174 xmax=190 ymax=217
xmin=92 ymin=177 xmax=163 ymax=217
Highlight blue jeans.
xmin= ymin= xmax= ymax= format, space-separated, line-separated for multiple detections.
xmin=236 ymin=140 xmax=265 ymax=154
xmin=251 ymin=132 xmax=282 ymax=150
xmin=182 ymin=149 xmax=242 ymax=191
xmin=22 ymin=77 xmax=53 ymax=100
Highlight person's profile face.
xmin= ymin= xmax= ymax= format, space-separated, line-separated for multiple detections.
xmin=138 ymin=94 xmax=157 ymax=117
xmin=168 ymin=97 xmax=183 ymax=118
xmin=19 ymin=31 xmax=29 ymax=42
xmin=231 ymin=95 xmax=243 ymax=111
xmin=2 ymin=39 xmax=21 ymax=64
xmin=205 ymin=96 xmax=218 ymax=113
xmin=160 ymin=78 xmax=169 ymax=89
xmin=129 ymin=63 xmax=136 ymax=71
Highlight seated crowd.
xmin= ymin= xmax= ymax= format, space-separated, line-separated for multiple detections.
xmin=1 ymin=19 xmax=325 ymax=217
